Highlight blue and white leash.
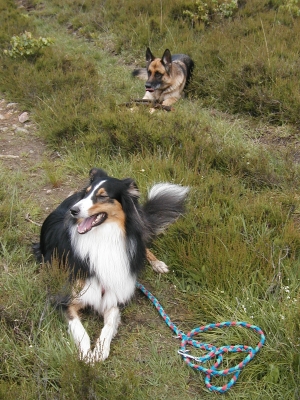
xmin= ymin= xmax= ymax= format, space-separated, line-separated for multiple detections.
xmin=136 ymin=281 xmax=266 ymax=394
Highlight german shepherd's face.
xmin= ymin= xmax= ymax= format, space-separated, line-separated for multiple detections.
xmin=145 ymin=47 xmax=172 ymax=92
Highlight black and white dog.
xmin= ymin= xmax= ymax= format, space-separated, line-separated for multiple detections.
xmin=34 ymin=168 xmax=188 ymax=362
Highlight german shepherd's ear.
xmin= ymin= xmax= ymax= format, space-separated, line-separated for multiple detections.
xmin=123 ymin=178 xmax=140 ymax=199
xmin=146 ymin=47 xmax=155 ymax=68
xmin=161 ymin=49 xmax=172 ymax=75
xmin=89 ymin=168 xmax=108 ymax=183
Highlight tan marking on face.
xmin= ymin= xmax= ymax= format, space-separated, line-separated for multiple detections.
xmin=89 ymin=199 xmax=126 ymax=231
xmin=149 ymin=59 xmax=166 ymax=75
xmin=96 ymin=187 xmax=108 ymax=197
xmin=86 ymin=185 xmax=92 ymax=193
xmin=148 ymin=60 xmax=172 ymax=87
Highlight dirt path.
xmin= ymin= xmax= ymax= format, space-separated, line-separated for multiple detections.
xmin=0 ymin=96 xmax=77 ymax=219
xmin=0 ymin=98 xmax=43 ymax=167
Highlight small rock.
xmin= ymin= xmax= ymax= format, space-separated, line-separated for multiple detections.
xmin=18 ymin=112 xmax=29 ymax=123
xmin=0 ymin=114 xmax=5 ymax=120
xmin=15 ymin=127 xmax=29 ymax=134
xmin=6 ymin=102 xmax=18 ymax=108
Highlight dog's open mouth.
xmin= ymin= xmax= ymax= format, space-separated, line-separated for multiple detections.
xmin=77 ymin=213 xmax=107 ymax=234
xmin=145 ymin=87 xmax=154 ymax=92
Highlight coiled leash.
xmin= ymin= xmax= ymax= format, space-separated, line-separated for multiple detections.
xmin=136 ymin=282 xmax=266 ymax=394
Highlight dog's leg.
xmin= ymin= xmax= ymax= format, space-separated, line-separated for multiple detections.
xmin=162 ymin=97 xmax=179 ymax=107
xmin=142 ymin=91 xmax=158 ymax=113
xmin=146 ymin=248 xmax=169 ymax=273
xmin=92 ymin=306 xmax=120 ymax=362
xmin=67 ymin=302 xmax=91 ymax=361
xmin=142 ymin=91 xmax=155 ymax=101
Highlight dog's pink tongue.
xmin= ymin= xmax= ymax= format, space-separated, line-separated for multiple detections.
xmin=77 ymin=216 xmax=96 ymax=234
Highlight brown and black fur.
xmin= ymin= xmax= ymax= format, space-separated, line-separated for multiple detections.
xmin=132 ymin=47 xmax=194 ymax=107
xmin=33 ymin=168 xmax=189 ymax=362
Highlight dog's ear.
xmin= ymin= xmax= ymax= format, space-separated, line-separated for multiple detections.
xmin=89 ymin=168 xmax=108 ymax=183
xmin=161 ymin=49 xmax=172 ymax=74
xmin=146 ymin=47 xmax=155 ymax=67
xmin=123 ymin=178 xmax=140 ymax=199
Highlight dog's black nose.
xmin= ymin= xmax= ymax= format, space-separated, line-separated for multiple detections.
xmin=145 ymin=82 xmax=152 ymax=89
xmin=70 ymin=206 xmax=80 ymax=216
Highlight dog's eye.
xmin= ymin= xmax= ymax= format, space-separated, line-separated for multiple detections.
xmin=95 ymin=189 xmax=110 ymax=201
xmin=155 ymin=72 xmax=162 ymax=79
xmin=95 ymin=195 xmax=110 ymax=204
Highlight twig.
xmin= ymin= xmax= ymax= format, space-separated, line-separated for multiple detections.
xmin=0 ymin=154 xmax=20 ymax=159
xmin=119 ymin=99 xmax=173 ymax=112
xmin=25 ymin=213 xmax=42 ymax=226
xmin=260 ymin=18 xmax=270 ymax=68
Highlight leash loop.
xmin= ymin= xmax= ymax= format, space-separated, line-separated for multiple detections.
xmin=136 ymin=281 xmax=266 ymax=394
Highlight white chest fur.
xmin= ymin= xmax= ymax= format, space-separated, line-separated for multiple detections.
xmin=69 ymin=222 xmax=136 ymax=313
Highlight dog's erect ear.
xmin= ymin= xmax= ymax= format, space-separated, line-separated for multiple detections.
xmin=162 ymin=49 xmax=172 ymax=64
xmin=161 ymin=49 xmax=172 ymax=74
xmin=89 ymin=168 xmax=108 ymax=183
xmin=123 ymin=178 xmax=140 ymax=199
xmin=146 ymin=47 xmax=155 ymax=67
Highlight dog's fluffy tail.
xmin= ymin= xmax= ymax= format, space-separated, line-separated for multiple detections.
xmin=132 ymin=68 xmax=148 ymax=81
xmin=143 ymin=183 xmax=189 ymax=238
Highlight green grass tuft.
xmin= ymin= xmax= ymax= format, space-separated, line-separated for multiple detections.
xmin=0 ymin=0 xmax=299 ymax=398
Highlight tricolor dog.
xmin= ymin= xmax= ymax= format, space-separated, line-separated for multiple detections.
xmin=34 ymin=168 xmax=188 ymax=362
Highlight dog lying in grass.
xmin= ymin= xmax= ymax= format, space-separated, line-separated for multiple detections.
xmin=34 ymin=168 xmax=188 ymax=362
xmin=132 ymin=47 xmax=194 ymax=107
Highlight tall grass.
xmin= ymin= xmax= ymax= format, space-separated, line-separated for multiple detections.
xmin=0 ymin=0 xmax=299 ymax=399
xmin=15 ymin=0 xmax=300 ymax=126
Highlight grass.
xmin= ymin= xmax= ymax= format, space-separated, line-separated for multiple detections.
xmin=0 ymin=0 xmax=300 ymax=398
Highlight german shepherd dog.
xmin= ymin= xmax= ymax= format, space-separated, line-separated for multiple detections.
xmin=132 ymin=47 xmax=194 ymax=107
xmin=34 ymin=168 xmax=189 ymax=362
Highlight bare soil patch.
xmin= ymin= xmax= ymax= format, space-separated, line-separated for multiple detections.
xmin=0 ymin=98 xmax=43 ymax=166
xmin=0 ymin=96 xmax=79 ymax=218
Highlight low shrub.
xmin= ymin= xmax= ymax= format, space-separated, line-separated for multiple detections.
xmin=3 ymin=31 xmax=53 ymax=59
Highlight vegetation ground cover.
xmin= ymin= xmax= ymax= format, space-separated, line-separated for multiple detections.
xmin=0 ymin=0 xmax=299 ymax=399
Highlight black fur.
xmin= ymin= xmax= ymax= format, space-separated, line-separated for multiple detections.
xmin=34 ymin=169 xmax=188 ymax=281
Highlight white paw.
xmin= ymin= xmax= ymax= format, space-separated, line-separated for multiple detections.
xmin=150 ymin=260 xmax=169 ymax=273
xmin=91 ymin=339 xmax=110 ymax=362
xmin=68 ymin=318 xmax=91 ymax=360
xmin=79 ymin=348 xmax=93 ymax=363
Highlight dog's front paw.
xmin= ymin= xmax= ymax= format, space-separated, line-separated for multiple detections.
xmin=79 ymin=348 xmax=93 ymax=363
xmin=79 ymin=345 xmax=107 ymax=364
xmin=150 ymin=260 xmax=169 ymax=273
xmin=92 ymin=339 xmax=110 ymax=362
